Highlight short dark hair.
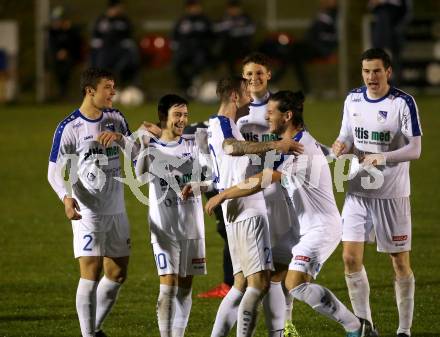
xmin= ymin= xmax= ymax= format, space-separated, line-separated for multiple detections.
xmin=242 ymin=52 xmax=270 ymax=70
xmin=80 ymin=68 xmax=115 ymax=97
xmin=361 ymin=48 xmax=391 ymax=69
xmin=269 ymin=90 xmax=305 ymax=128
xmin=157 ymin=94 xmax=188 ymax=123
xmin=216 ymin=76 xmax=247 ymax=102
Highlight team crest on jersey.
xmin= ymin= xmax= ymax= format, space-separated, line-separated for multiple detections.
xmin=377 ymin=110 xmax=388 ymax=123
xmin=72 ymin=121 xmax=84 ymax=129
xmin=105 ymin=122 xmax=115 ymax=131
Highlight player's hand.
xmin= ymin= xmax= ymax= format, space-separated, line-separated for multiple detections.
xmin=205 ymin=194 xmax=224 ymax=216
xmin=139 ymin=121 xmax=162 ymax=138
xmin=97 ymin=131 xmax=122 ymax=147
xmin=361 ymin=153 xmax=386 ymax=167
xmin=331 ymin=140 xmax=346 ymax=157
xmin=63 ymin=196 xmax=82 ymax=220
xmin=274 ymin=138 xmax=304 ymax=155
xmin=181 ymin=184 xmax=193 ymax=200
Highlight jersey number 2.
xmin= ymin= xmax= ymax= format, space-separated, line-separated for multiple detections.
xmin=83 ymin=235 xmax=93 ymax=251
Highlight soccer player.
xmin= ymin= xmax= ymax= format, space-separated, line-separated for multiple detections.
xmin=205 ymin=90 xmax=364 ymax=337
xmin=332 ymin=48 xmax=422 ymax=337
xmin=206 ymin=76 xmax=301 ymax=337
xmin=134 ymin=94 xmax=207 ymax=337
xmin=48 ymin=68 xmax=133 ymax=337
xmin=183 ymin=121 xmax=234 ymax=298
xmin=239 ymin=52 xmax=299 ymax=336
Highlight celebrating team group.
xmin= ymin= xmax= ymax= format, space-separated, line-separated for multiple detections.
xmin=48 ymin=48 xmax=422 ymax=337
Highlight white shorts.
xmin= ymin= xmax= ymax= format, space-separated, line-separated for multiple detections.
xmin=152 ymin=238 xmax=206 ymax=277
xmin=289 ymin=224 xmax=341 ymax=279
xmin=341 ymin=194 xmax=412 ymax=253
xmin=265 ymin=198 xmax=300 ymax=265
xmin=227 ymin=215 xmax=273 ymax=277
xmin=72 ymin=213 xmax=131 ymax=258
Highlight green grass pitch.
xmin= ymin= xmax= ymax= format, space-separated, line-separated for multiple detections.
xmin=0 ymin=97 xmax=438 ymax=336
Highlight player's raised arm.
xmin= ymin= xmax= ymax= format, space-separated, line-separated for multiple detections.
xmin=205 ymin=168 xmax=281 ymax=215
xmin=223 ymin=136 xmax=303 ymax=156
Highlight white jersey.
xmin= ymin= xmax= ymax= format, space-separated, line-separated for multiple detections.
xmin=277 ymin=131 xmax=341 ymax=235
xmin=49 ymin=108 xmax=131 ymax=216
xmin=208 ymin=115 xmax=266 ymax=224
xmin=136 ymin=135 xmax=205 ymax=243
xmin=237 ymin=93 xmax=295 ymax=236
xmin=338 ymin=86 xmax=422 ymax=198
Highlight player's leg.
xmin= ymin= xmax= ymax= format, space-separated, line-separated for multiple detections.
xmin=173 ymin=239 xmax=206 ymax=337
xmin=264 ymin=221 xmax=299 ymax=336
xmin=158 ymin=274 xmax=179 ymax=337
xmin=153 ymin=240 xmax=180 ymax=337
xmin=77 ymin=256 xmax=103 ymax=337
xmin=285 ymin=269 xmax=361 ymax=335
xmin=211 ymin=272 xmax=246 ymax=337
xmin=172 ymin=275 xmax=193 ymax=337
xmin=236 ymin=216 xmax=272 ymax=337
xmin=73 ymin=216 xmax=107 ymax=337
xmin=95 ymin=213 xmax=131 ymax=334
xmin=288 ymin=228 xmax=362 ymax=335
xmin=390 ymin=251 xmax=414 ymax=337
xmin=211 ymin=222 xmax=246 ymax=337
xmin=342 ymin=195 xmax=376 ymax=330
xmin=95 ymin=256 xmax=129 ymax=333
xmin=374 ymin=197 xmax=414 ymax=337
xmin=238 ymin=270 xmax=270 ymax=337
xmin=263 ymin=264 xmax=288 ymax=337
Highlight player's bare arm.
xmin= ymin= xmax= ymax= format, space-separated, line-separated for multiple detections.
xmin=63 ymin=196 xmax=82 ymax=220
xmin=204 ymin=169 xmax=281 ymax=215
xmin=223 ymin=137 xmax=303 ymax=156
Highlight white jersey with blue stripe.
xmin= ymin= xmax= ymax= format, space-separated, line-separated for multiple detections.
xmin=338 ymin=86 xmax=422 ymax=198
xmin=137 ymin=135 xmax=205 ymax=243
xmin=49 ymin=108 xmax=131 ymax=215
xmin=277 ymin=130 xmax=341 ymax=235
xmin=208 ymin=115 xmax=266 ymax=223
xmin=236 ymin=93 xmax=295 ymax=237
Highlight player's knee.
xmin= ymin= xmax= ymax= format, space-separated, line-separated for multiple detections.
xmin=285 ymin=274 xmax=307 ymax=291
xmin=390 ymin=253 xmax=412 ymax=277
xmin=342 ymin=251 xmax=362 ymax=272
xmin=233 ymin=274 xmax=247 ymax=291
xmin=106 ymin=269 xmax=127 ymax=284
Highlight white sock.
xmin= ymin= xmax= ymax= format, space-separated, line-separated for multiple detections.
xmin=395 ymin=273 xmax=415 ymax=336
xmin=76 ymin=278 xmax=98 ymax=337
xmin=345 ymin=266 xmax=373 ymax=324
xmin=172 ymin=287 xmax=192 ymax=337
xmin=290 ymin=283 xmax=361 ymax=332
xmin=237 ymin=287 xmax=263 ymax=337
xmin=262 ymin=281 xmax=285 ymax=335
xmin=211 ymin=286 xmax=243 ymax=337
xmin=95 ymin=276 xmax=121 ymax=331
xmin=284 ymin=287 xmax=293 ymax=322
xmin=157 ymin=284 xmax=178 ymax=337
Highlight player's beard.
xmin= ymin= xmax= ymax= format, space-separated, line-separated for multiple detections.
xmin=269 ymin=119 xmax=286 ymax=136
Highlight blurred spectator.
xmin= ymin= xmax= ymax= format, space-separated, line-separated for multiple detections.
xmin=258 ymin=32 xmax=293 ymax=83
xmin=214 ymin=0 xmax=256 ymax=75
xmin=369 ymin=0 xmax=412 ymax=85
xmin=47 ymin=6 xmax=82 ymax=99
xmin=171 ymin=0 xmax=213 ymax=97
xmin=90 ymin=0 xmax=140 ymax=87
xmin=261 ymin=0 xmax=338 ymax=94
